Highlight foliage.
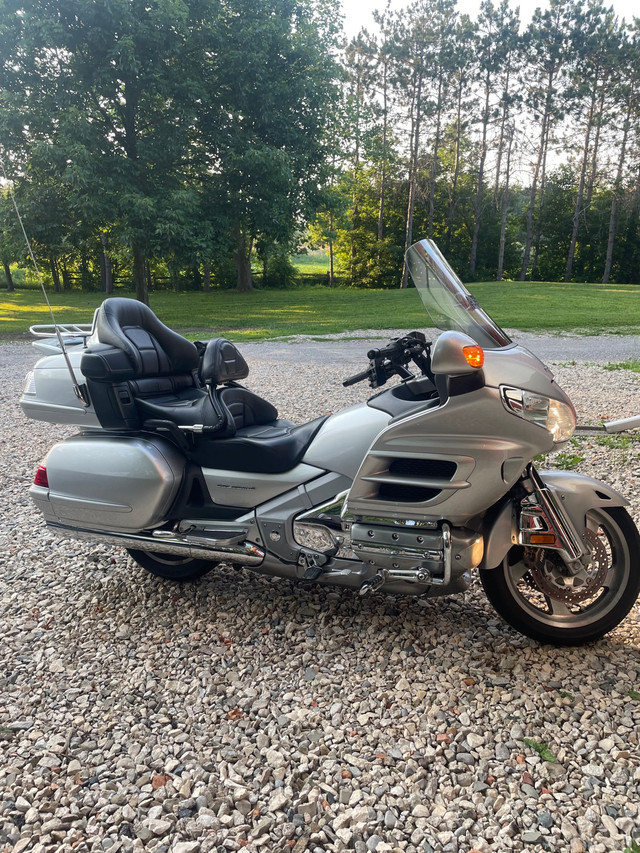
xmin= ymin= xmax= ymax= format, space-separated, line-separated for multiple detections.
xmin=522 ymin=738 xmax=556 ymax=762
xmin=1 ymin=0 xmax=640 ymax=298
xmin=603 ymin=360 xmax=640 ymax=372
xmin=0 ymin=0 xmax=340 ymax=297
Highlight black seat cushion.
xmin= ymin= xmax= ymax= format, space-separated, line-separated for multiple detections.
xmin=131 ymin=379 xmax=222 ymax=428
xmin=190 ymin=416 xmax=329 ymax=474
xmin=218 ymin=386 xmax=279 ymax=430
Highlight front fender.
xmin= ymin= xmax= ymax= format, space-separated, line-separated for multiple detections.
xmin=480 ymin=470 xmax=628 ymax=571
xmin=537 ymin=469 xmax=628 ymax=536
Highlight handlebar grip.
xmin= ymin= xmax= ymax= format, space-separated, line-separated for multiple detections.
xmin=367 ymin=344 xmax=395 ymax=359
xmin=343 ymin=369 xmax=371 ymax=387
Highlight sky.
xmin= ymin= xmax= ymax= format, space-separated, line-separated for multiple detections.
xmin=341 ymin=0 xmax=639 ymax=37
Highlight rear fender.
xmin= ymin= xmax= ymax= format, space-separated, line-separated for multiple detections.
xmin=480 ymin=470 xmax=628 ymax=571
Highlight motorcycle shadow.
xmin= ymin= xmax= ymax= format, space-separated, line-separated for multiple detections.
xmin=103 ymin=552 xmax=639 ymax=659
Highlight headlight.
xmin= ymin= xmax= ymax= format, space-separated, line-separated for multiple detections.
xmin=501 ymin=386 xmax=575 ymax=443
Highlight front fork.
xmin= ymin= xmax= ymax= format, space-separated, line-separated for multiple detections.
xmin=518 ymin=465 xmax=588 ymax=566
xmin=481 ymin=463 xmax=629 ymax=573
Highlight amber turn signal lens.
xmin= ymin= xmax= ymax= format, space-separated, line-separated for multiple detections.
xmin=529 ymin=533 xmax=557 ymax=545
xmin=463 ymin=345 xmax=484 ymax=368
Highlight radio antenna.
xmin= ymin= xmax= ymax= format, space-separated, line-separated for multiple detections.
xmin=0 ymin=156 xmax=89 ymax=406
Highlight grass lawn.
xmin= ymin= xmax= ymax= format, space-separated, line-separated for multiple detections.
xmin=1 ymin=279 xmax=639 ymax=341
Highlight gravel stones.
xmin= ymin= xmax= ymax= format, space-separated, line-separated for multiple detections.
xmin=1 ymin=337 xmax=640 ymax=853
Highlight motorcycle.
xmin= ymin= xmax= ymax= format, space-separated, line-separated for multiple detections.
xmin=20 ymin=239 xmax=640 ymax=645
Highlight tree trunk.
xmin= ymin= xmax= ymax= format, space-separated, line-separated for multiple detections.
xmin=401 ymin=68 xmax=423 ymax=288
xmin=470 ymin=76 xmax=491 ymax=276
xmin=445 ymin=80 xmax=464 ymax=254
xmin=234 ymin=230 xmax=254 ymax=292
xmin=50 ymin=258 xmax=61 ymax=293
xmin=3 ymin=261 xmax=14 ymax=292
xmin=427 ymin=67 xmax=444 ymax=240
xmin=497 ymin=126 xmax=514 ymax=282
xmin=328 ymin=209 xmax=335 ymax=287
xmin=193 ymin=264 xmax=202 ymax=291
xmin=520 ymin=69 xmax=554 ymax=280
xmin=603 ymin=99 xmax=632 ymax=283
xmin=565 ymin=94 xmax=596 ymax=282
xmin=531 ymin=119 xmax=551 ymax=280
xmin=61 ymin=262 xmax=72 ymax=290
xmin=100 ymin=233 xmax=113 ymax=294
xmin=584 ymin=82 xmax=607 ymax=215
xmin=377 ymin=56 xmax=389 ymax=243
xmin=493 ymin=67 xmax=512 ymax=207
xmin=203 ymin=260 xmax=211 ymax=291
xmin=133 ymin=244 xmax=148 ymax=304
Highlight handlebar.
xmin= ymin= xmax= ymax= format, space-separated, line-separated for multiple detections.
xmin=343 ymin=368 xmax=373 ymax=387
xmin=342 ymin=332 xmax=432 ymax=390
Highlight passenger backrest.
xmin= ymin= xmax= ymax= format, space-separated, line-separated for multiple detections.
xmin=199 ymin=337 xmax=278 ymax=433
xmin=81 ymin=298 xmax=201 ymax=430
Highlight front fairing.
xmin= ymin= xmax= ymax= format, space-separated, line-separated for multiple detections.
xmin=406 ymin=239 xmax=575 ymax=412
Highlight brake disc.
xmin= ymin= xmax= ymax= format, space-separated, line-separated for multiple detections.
xmin=523 ymin=528 xmax=609 ymax=604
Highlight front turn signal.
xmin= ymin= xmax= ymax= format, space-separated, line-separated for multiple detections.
xmin=463 ymin=345 xmax=484 ymax=368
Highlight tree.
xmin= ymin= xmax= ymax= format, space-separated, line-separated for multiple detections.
xmin=519 ymin=0 xmax=575 ymax=280
xmin=603 ymin=22 xmax=640 ymax=283
xmin=468 ymin=0 xmax=520 ymax=278
xmin=395 ymin=0 xmax=457 ymax=287
xmin=193 ymin=0 xmax=341 ymax=292
xmin=563 ymin=2 xmax=620 ymax=281
xmin=0 ymin=0 xmax=207 ymax=303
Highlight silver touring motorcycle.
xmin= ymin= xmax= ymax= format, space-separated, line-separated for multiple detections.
xmin=21 ymin=239 xmax=640 ymax=645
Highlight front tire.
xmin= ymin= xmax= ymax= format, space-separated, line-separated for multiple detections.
xmin=127 ymin=549 xmax=215 ymax=581
xmin=480 ymin=506 xmax=640 ymax=645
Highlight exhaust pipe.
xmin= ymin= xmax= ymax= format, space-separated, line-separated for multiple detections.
xmin=47 ymin=523 xmax=265 ymax=566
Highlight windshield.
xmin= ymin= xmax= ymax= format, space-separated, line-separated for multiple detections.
xmin=406 ymin=239 xmax=511 ymax=349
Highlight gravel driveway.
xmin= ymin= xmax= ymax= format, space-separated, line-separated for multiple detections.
xmin=1 ymin=333 xmax=639 ymax=853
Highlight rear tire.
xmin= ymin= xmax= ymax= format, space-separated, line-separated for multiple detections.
xmin=127 ymin=549 xmax=215 ymax=581
xmin=480 ymin=506 xmax=640 ymax=645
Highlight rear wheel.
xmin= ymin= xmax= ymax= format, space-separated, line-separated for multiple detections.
xmin=127 ymin=549 xmax=215 ymax=581
xmin=480 ymin=507 xmax=640 ymax=645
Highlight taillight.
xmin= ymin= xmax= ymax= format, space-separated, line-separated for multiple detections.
xmin=33 ymin=466 xmax=49 ymax=488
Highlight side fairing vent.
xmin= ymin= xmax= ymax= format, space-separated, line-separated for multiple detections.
xmin=363 ymin=457 xmax=458 ymax=504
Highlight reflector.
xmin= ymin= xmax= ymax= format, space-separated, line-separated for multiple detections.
xmin=33 ymin=466 xmax=49 ymax=488
xmin=463 ymin=345 xmax=484 ymax=368
xmin=529 ymin=533 xmax=557 ymax=545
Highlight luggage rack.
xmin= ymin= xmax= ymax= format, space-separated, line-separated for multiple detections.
xmin=29 ymin=322 xmax=94 ymax=355
xmin=29 ymin=322 xmax=94 ymax=339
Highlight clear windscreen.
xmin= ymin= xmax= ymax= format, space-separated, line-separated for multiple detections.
xmin=406 ymin=240 xmax=511 ymax=349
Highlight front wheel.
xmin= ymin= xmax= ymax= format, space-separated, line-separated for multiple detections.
xmin=480 ymin=507 xmax=640 ymax=645
xmin=127 ymin=549 xmax=216 ymax=581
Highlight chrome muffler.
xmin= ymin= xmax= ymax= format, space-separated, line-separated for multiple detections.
xmin=46 ymin=523 xmax=265 ymax=566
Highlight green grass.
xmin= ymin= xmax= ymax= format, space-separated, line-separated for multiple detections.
xmin=603 ymin=359 xmax=640 ymax=372
xmin=292 ymin=249 xmax=333 ymax=275
xmin=1 ymin=278 xmax=639 ymax=340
